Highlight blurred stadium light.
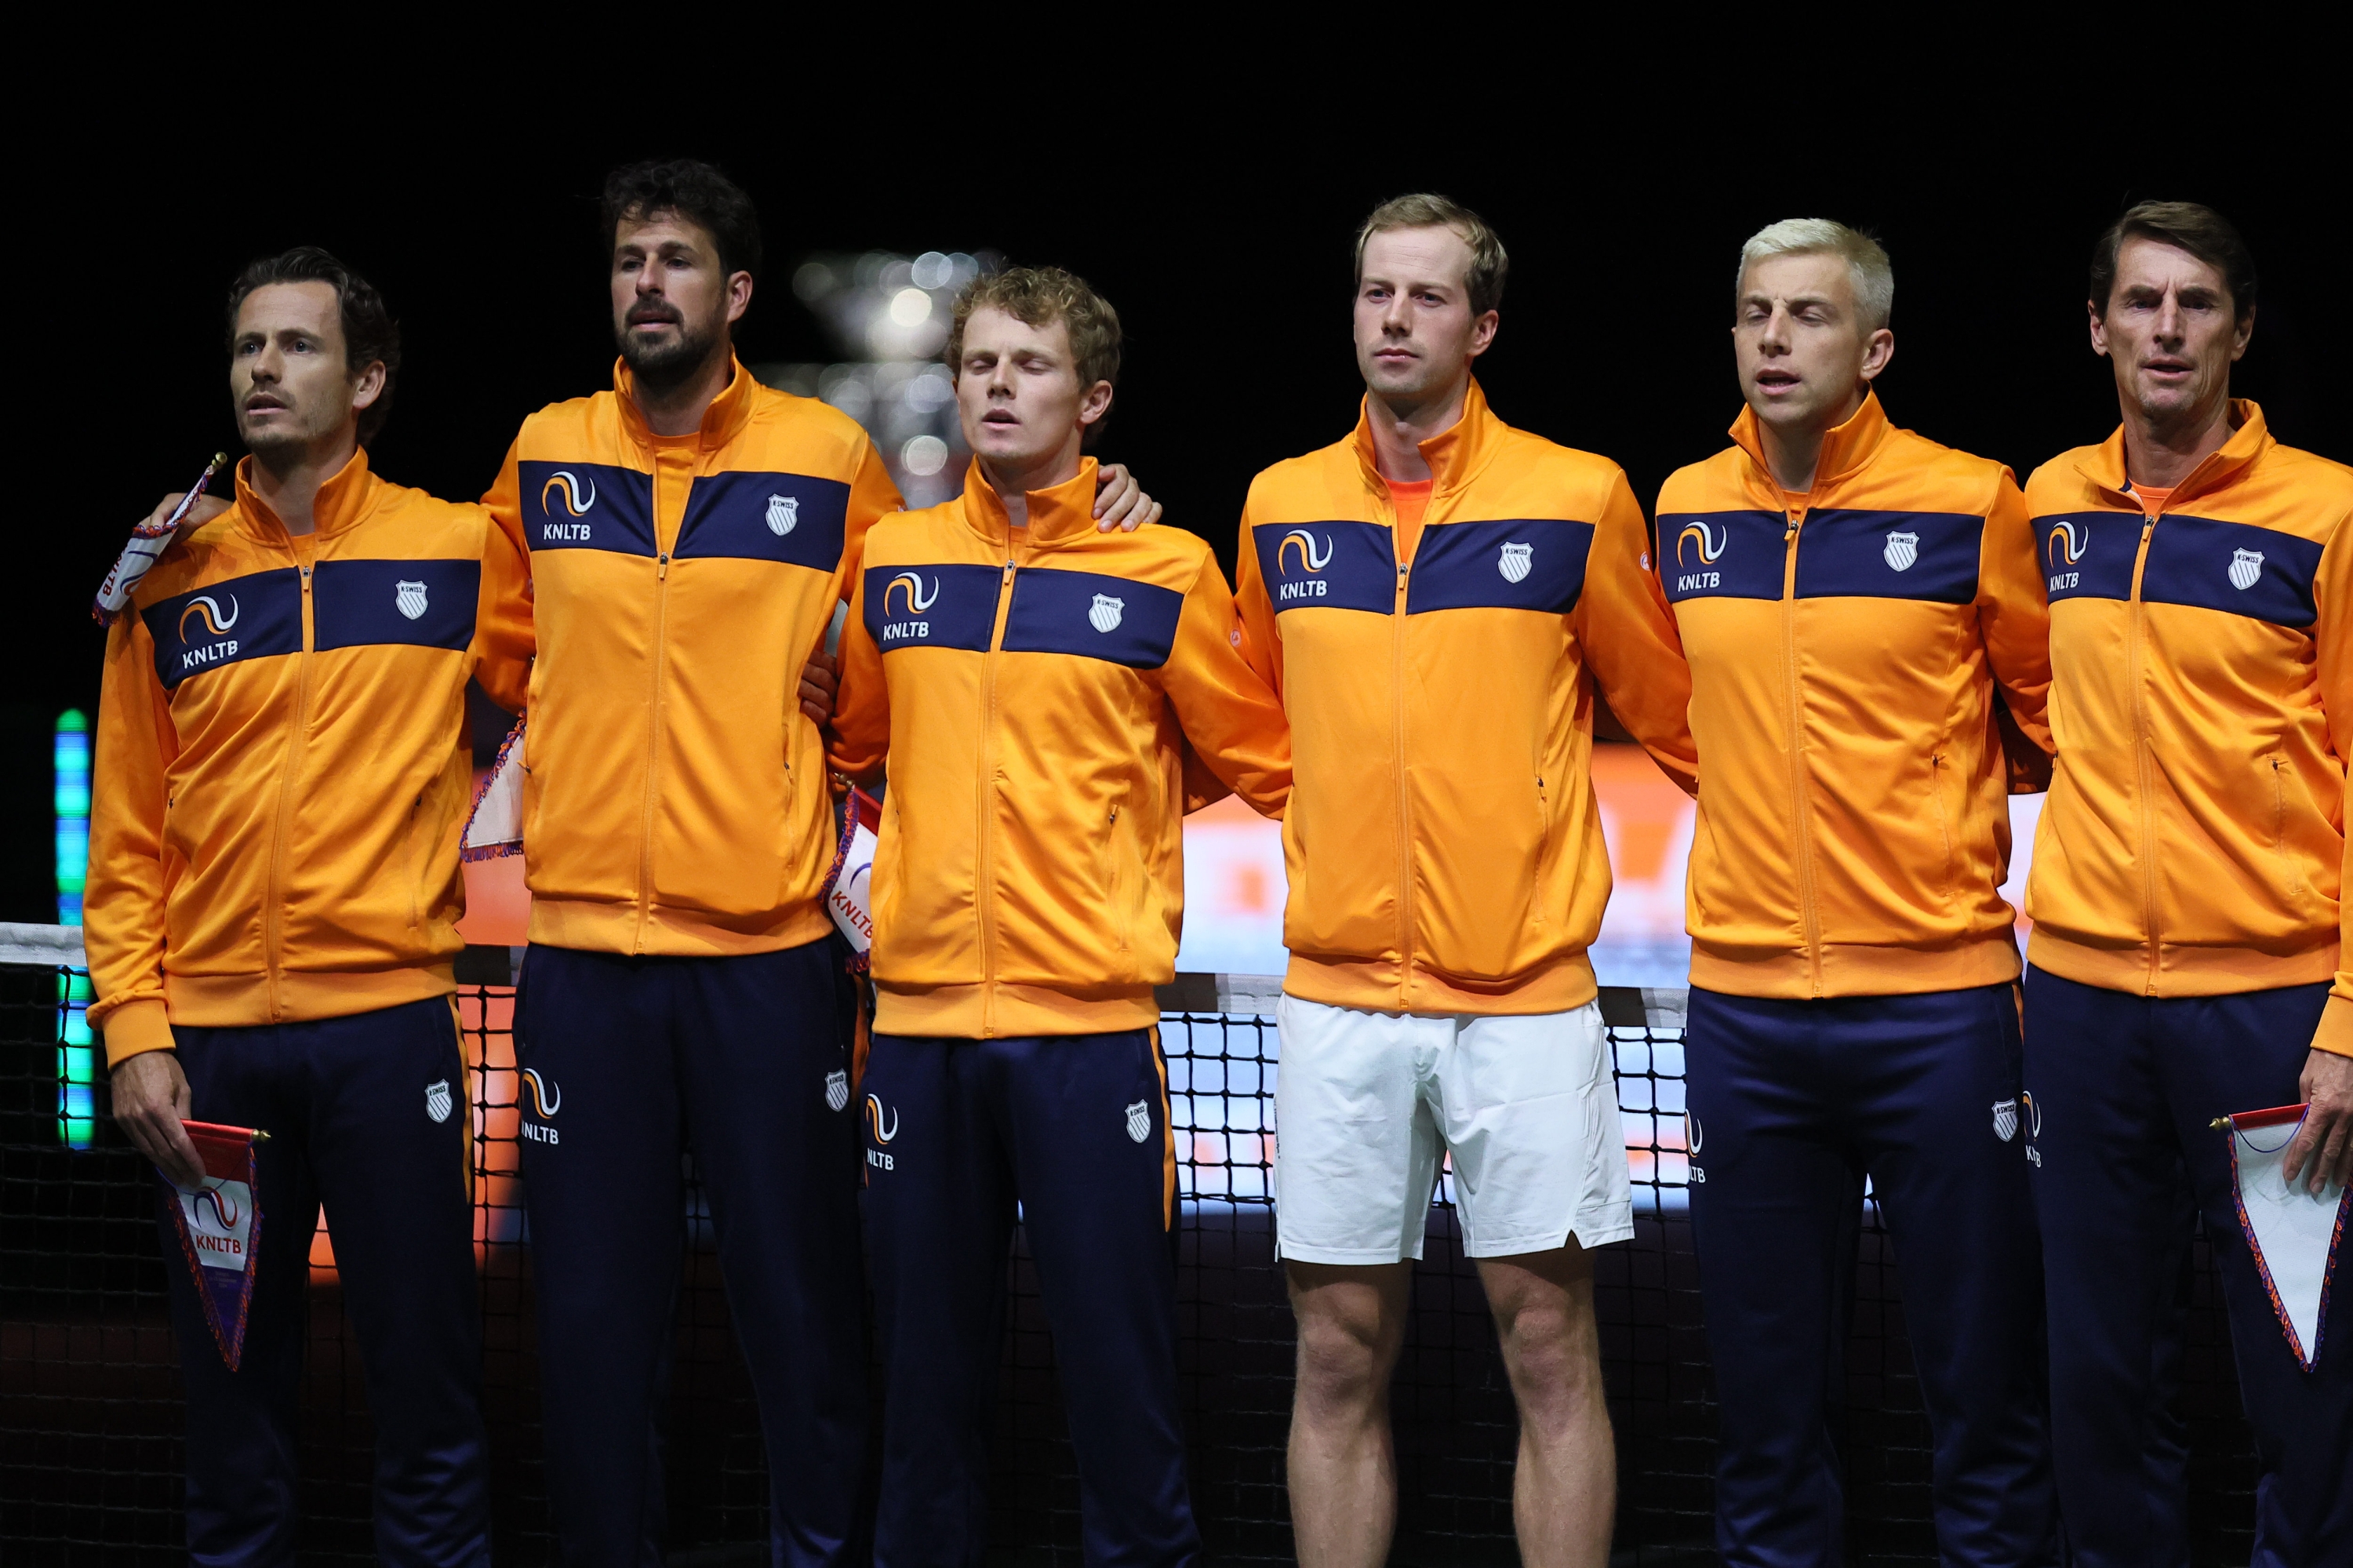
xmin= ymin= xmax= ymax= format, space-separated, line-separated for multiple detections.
xmin=754 ymin=249 xmax=998 ymax=509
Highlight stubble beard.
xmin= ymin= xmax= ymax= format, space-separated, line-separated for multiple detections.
xmin=618 ymin=311 xmax=724 ymax=396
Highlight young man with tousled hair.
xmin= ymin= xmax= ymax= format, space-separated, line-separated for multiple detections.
xmin=2022 ymin=199 xmax=2351 ymax=1566
xmin=89 ymin=248 xmax=533 ymax=1565
xmin=479 ymin=161 xmax=1160 ymax=1564
xmin=1233 ymin=195 xmax=1698 ymax=1568
xmin=831 ymin=264 xmax=1289 ymax=1566
xmin=1653 ymin=218 xmax=2058 ymax=1568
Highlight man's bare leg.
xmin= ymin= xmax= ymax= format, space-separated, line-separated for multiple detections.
xmin=1477 ymin=1242 xmax=1614 ymax=1568
xmin=1285 ymin=1260 xmax=1413 ymax=1568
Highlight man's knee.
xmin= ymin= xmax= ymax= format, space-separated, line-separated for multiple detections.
xmin=1479 ymin=1249 xmax=1605 ymax=1416
xmin=1287 ymin=1261 xmax=1409 ymax=1414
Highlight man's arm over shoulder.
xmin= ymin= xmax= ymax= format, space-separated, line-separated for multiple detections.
xmin=1229 ymin=482 xmax=1283 ymax=694
xmin=1577 ymin=467 xmax=1697 ymax=795
xmin=481 ymin=437 xmax=530 ymax=561
xmin=1159 ymin=548 xmax=1290 ymax=818
xmin=836 ymin=434 xmax=907 ymax=604
xmin=85 ymin=616 xmax=176 ymax=1066
xmin=1980 ymin=467 xmax=2055 ymax=789
xmin=472 ymin=506 xmax=535 ymax=713
xmin=826 ymin=561 xmax=889 ymax=786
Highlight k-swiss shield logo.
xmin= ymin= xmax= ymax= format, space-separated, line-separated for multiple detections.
xmin=1884 ymin=531 xmax=1920 ymax=572
xmin=766 ymin=493 xmax=798 ymax=537
xmin=1124 ymin=1099 xmax=1151 ymax=1144
xmin=2228 ymin=548 xmax=2264 ymax=591
xmin=824 ymin=1070 xmax=849 ymax=1112
xmin=395 ymin=580 xmax=430 ymax=620
xmin=1992 ymin=1098 xmax=2019 ymax=1142
xmin=1497 ymin=541 xmax=1533 ymax=584
xmin=1089 ymin=594 xmax=1126 ymax=634
xmin=425 ymin=1079 xmax=453 ymax=1123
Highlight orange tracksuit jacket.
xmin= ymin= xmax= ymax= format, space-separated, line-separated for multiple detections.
xmin=1233 ymin=380 xmax=1698 ymax=1016
xmin=1655 ymin=394 xmax=2054 ymax=999
xmin=484 ymin=358 xmax=902 ymax=956
xmin=831 ymin=460 xmax=1292 ymax=1038
xmin=2024 ymin=402 xmax=2351 ymax=1057
xmin=86 ymin=450 xmax=535 ymax=1065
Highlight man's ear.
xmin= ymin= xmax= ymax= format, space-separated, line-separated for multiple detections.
xmin=726 ymin=270 xmax=755 ymax=326
xmin=351 ymin=360 xmax=387 ymax=413
xmin=1468 ymin=309 xmax=1500 ymax=359
xmin=1078 ymin=380 xmax=1115 ymax=428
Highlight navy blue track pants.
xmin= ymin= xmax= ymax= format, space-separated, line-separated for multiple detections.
xmin=2024 ymin=966 xmax=2350 ymax=1568
xmin=1684 ymin=984 xmax=2057 ymax=1568
xmin=158 ymin=995 xmax=489 ymax=1568
xmin=515 ymin=940 xmax=868 ymax=1568
xmin=862 ymin=1028 xmax=1197 ymax=1568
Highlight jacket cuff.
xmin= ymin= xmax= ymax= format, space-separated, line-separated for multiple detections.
xmin=100 ymin=999 xmax=175 ymax=1068
xmin=2311 ymin=993 xmax=2353 ymax=1061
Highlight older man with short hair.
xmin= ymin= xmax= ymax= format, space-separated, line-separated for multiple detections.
xmin=2022 ymin=199 xmax=2352 ymax=1567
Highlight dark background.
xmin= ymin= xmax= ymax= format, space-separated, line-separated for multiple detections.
xmin=6 ymin=89 xmax=2343 ymax=921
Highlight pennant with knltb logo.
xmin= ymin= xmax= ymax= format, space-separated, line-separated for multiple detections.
xmin=93 ymin=453 xmax=229 ymax=626
xmin=820 ymin=787 xmax=882 ymax=972
xmin=2220 ymin=1103 xmax=2347 ymax=1371
xmin=162 ymin=1119 xmax=269 ymax=1370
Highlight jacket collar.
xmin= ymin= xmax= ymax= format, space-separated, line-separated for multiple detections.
xmin=612 ymin=355 xmax=758 ymax=450
xmin=233 ymin=444 xmax=376 ymax=542
xmin=1729 ymin=389 xmax=1893 ymax=498
xmin=2074 ymin=399 xmax=2271 ymax=510
xmin=1349 ymin=376 xmax=1505 ymax=498
xmin=963 ymin=457 xmax=1102 ymax=548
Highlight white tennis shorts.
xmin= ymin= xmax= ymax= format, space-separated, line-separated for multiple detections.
xmin=1273 ymin=994 xmax=1632 ymax=1263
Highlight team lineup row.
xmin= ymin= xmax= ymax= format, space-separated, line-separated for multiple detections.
xmin=84 ymin=160 xmax=2347 ymax=1567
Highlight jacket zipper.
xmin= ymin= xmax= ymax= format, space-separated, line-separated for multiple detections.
xmin=2127 ymin=515 xmax=2159 ymax=993
xmin=1391 ymin=505 xmax=1414 ymax=1005
xmin=263 ymin=561 xmax=318 ymax=1021
xmin=1928 ymin=753 xmax=1953 ymax=896
xmin=1780 ymin=512 xmax=1824 ymax=994
xmin=977 ymin=548 xmax=1017 ymax=1036
xmin=635 ymin=547 xmax=673 ymax=954
xmin=2271 ymin=758 xmax=2298 ymax=893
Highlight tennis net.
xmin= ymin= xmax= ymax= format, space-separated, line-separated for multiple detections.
xmin=0 ymin=942 xmax=2261 ymax=1563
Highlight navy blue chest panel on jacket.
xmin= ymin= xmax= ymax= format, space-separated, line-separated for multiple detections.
xmin=1406 ymin=518 xmax=1591 ymax=615
xmin=2143 ymin=515 xmax=2321 ymax=629
xmin=144 ymin=569 xmax=304 ymax=691
xmin=2038 ymin=511 xmax=2322 ymax=629
xmin=1657 ymin=511 xmax=1786 ymax=602
xmin=1792 ymin=510 xmax=1981 ymax=603
xmin=311 ymin=559 xmax=481 ymax=653
xmin=1002 ymin=568 xmax=1184 ymax=668
xmin=1253 ymin=521 xmax=1395 ymax=614
xmin=675 ymin=471 xmax=850 ymax=573
xmin=865 ymin=564 xmax=1003 ymax=652
xmin=1659 ymin=510 xmax=1981 ymax=604
xmin=516 ymin=461 xmax=656 ymax=557
xmin=2038 ymin=511 xmax=2140 ymax=603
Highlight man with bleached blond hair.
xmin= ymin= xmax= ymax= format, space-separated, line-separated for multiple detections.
xmin=1652 ymin=217 xmax=2060 ymax=1566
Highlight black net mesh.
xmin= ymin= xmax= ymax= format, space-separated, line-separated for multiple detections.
xmin=0 ymin=961 xmax=2263 ymax=1565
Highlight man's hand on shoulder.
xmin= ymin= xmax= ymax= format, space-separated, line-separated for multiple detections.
xmin=144 ymin=492 xmax=232 ymax=532
xmin=2286 ymin=1046 xmax=2353 ymax=1195
xmin=111 ymin=1050 xmax=205 ymax=1188
xmin=1093 ymin=463 xmax=1162 ymax=533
